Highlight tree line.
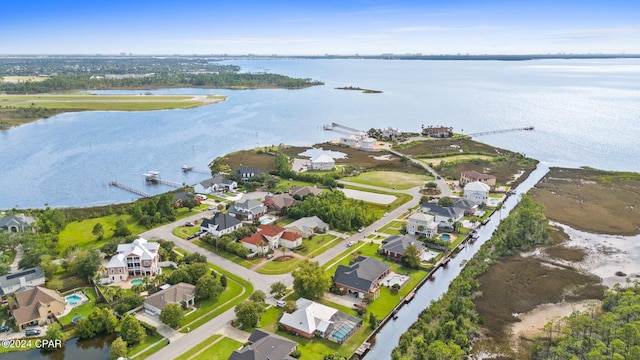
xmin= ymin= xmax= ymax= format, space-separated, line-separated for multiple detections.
xmin=287 ymin=190 xmax=376 ymax=232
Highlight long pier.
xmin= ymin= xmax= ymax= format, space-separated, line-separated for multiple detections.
xmin=108 ymin=181 xmax=150 ymax=198
xmin=466 ymin=126 xmax=534 ymax=138
xmin=148 ymin=178 xmax=183 ymax=188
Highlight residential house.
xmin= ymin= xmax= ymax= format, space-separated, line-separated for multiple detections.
xmin=464 ymin=181 xmax=491 ymax=206
xmin=0 ymin=267 xmax=45 ymax=298
xmin=229 ymin=329 xmax=298 ymax=360
xmin=143 ymin=282 xmax=196 ymax=315
xmin=309 ymin=154 xmax=335 ymax=171
xmin=406 ymin=213 xmax=439 ymax=237
xmin=420 ymin=203 xmax=464 ymax=229
xmin=360 ymin=137 xmax=376 ymax=150
xmin=236 ymin=167 xmax=267 ymax=182
xmin=10 ymin=286 xmax=65 ymax=329
xmin=172 ymin=191 xmax=200 ymax=208
xmin=200 ymin=212 xmax=243 ymax=237
xmin=382 ymin=127 xmax=400 ymax=140
xmin=452 ymin=197 xmax=480 ymax=216
xmin=229 ymin=199 xmax=267 ymax=221
xmin=422 ymin=125 xmax=453 ymax=138
xmin=106 ymin=238 xmax=160 ymax=283
xmin=193 ymin=175 xmax=237 ymax=195
xmin=285 ymin=216 xmax=328 ymax=237
xmin=240 ymin=224 xmax=302 ymax=254
xmin=381 ymin=235 xmax=426 ymax=261
xmin=0 ymin=214 xmax=36 ymax=233
xmin=459 ymin=170 xmax=496 ymax=187
xmin=339 ymin=135 xmax=359 ymax=147
xmin=264 ymin=193 xmax=296 ymax=212
xmin=290 ymin=186 xmax=322 ymax=198
xmin=333 ymin=256 xmax=391 ymax=300
xmin=280 ymin=298 xmax=362 ymax=341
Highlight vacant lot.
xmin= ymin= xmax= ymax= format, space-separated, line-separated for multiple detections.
xmin=344 ymin=171 xmax=432 ymax=189
xmin=531 ymin=167 xmax=640 ymax=235
xmin=419 ymin=154 xmax=496 ymax=166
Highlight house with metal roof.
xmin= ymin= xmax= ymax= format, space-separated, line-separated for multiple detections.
xmin=333 ymin=257 xmax=391 ymax=300
xmin=0 ymin=267 xmax=45 ymax=297
xmin=309 ymin=154 xmax=335 ymax=171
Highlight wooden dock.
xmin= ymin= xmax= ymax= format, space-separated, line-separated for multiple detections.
xmin=108 ymin=181 xmax=150 ymax=198
xmin=354 ymin=342 xmax=371 ymax=358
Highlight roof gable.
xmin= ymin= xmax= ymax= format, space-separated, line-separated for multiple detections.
xmin=334 ymin=257 xmax=390 ymax=293
xmin=381 ymin=235 xmax=422 ymax=256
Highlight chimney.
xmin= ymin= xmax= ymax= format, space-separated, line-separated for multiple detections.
xmin=19 ymin=276 xmax=26 ymax=288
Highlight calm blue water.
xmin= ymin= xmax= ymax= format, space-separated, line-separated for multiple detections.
xmin=1 ymin=59 xmax=639 ymax=209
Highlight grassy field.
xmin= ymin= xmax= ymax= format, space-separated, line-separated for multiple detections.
xmin=0 ymin=76 xmax=47 ymax=83
xmin=418 ymin=154 xmax=496 ymax=166
xmin=180 ymin=277 xmax=243 ymax=328
xmin=191 ymin=336 xmax=242 ymax=360
xmin=344 ymin=171 xmax=433 ymax=190
xmin=296 ymin=234 xmax=342 ymax=258
xmin=59 ymin=287 xmax=98 ymax=325
xmin=377 ymin=220 xmax=405 ymax=235
xmin=58 ymin=214 xmax=147 ymax=250
xmin=530 ymin=167 xmax=640 ymax=235
xmin=128 ymin=333 xmax=165 ymax=358
xmin=175 ymin=334 xmax=222 ymax=360
xmin=256 ymin=256 xmax=303 ymax=275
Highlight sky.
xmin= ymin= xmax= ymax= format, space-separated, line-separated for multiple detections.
xmin=2 ymin=0 xmax=639 ymax=55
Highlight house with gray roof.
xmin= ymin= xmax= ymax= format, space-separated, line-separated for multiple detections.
xmin=284 ymin=216 xmax=328 ymax=237
xmin=406 ymin=212 xmax=438 ymax=238
xmin=0 ymin=267 xmax=45 ymax=297
xmin=143 ymin=282 xmax=195 ymax=315
xmin=279 ymin=298 xmax=362 ymax=342
xmin=229 ymin=199 xmax=267 ymax=221
xmin=193 ymin=175 xmax=237 ymax=195
xmin=452 ymin=197 xmax=480 ymax=216
xmin=334 ymin=256 xmax=391 ymax=300
xmin=106 ymin=238 xmax=160 ymax=283
xmin=201 ymin=212 xmax=242 ymax=236
xmin=290 ymin=186 xmax=322 ymax=198
xmin=229 ymin=329 xmax=298 ymax=360
xmin=419 ymin=203 xmax=464 ymax=229
xmin=263 ymin=193 xmax=296 ymax=212
xmin=0 ymin=214 xmax=36 ymax=233
xmin=236 ymin=167 xmax=267 ymax=182
xmin=381 ymin=235 xmax=425 ymax=261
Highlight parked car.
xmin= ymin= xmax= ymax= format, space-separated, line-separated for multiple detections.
xmin=0 ymin=325 xmax=10 ymax=332
xmin=276 ymin=300 xmax=286 ymax=307
xmin=187 ymin=235 xmax=196 ymax=240
xmin=208 ymin=206 xmax=216 ymax=210
xmin=347 ymin=240 xmax=356 ymax=247
xmin=357 ymin=227 xmax=365 ymax=233
xmin=185 ymin=222 xmax=195 ymax=227
xmin=25 ymin=329 xmax=41 ymax=336
xmin=266 ymin=253 xmax=274 ymax=259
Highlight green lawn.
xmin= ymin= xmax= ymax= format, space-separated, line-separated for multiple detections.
xmin=193 ymin=240 xmax=260 ymax=268
xmin=418 ymin=154 xmax=496 ymax=166
xmin=181 ymin=277 xmax=243 ymax=328
xmin=175 ymin=334 xmax=222 ymax=360
xmin=274 ymin=179 xmax=325 ymax=192
xmin=191 ymin=336 xmax=243 ymax=360
xmin=132 ymin=340 xmax=167 ymax=360
xmin=128 ymin=333 xmax=164 ymax=358
xmin=58 ymin=214 xmax=146 ymax=250
xmin=172 ymin=225 xmax=200 ymax=239
xmin=256 ymin=256 xmax=303 ymax=275
xmin=377 ymin=220 xmax=405 ymax=235
xmin=344 ymin=171 xmax=433 ymax=190
xmin=296 ymin=234 xmax=342 ymax=258
xmin=342 ymin=184 xmax=412 ymax=218
xmin=58 ymin=287 xmax=98 ymax=325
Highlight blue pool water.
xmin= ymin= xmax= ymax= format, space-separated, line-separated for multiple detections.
xmin=488 ymin=198 xmax=501 ymax=206
xmin=439 ymin=234 xmax=451 ymax=241
xmin=65 ymin=294 xmax=83 ymax=305
xmin=130 ymin=279 xmax=144 ymax=286
xmin=71 ymin=315 xmax=85 ymax=323
xmin=259 ymin=216 xmax=275 ymax=224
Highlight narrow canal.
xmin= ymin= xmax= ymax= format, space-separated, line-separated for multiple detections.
xmin=363 ymin=164 xmax=550 ymax=359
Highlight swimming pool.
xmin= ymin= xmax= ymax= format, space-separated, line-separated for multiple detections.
xmin=487 ymin=198 xmax=501 ymax=206
xmin=65 ymin=294 xmax=84 ymax=305
xmin=331 ymin=324 xmax=355 ymax=342
xmin=71 ymin=315 xmax=85 ymax=323
xmin=259 ymin=216 xmax=276 ymax=224
xmin=439 ymin=234 xmax=451 ymax=241
xmin=130 ymin=279 xmax=144 ymax=286
xmin=420 ymin=250 xmax=439 ymax=262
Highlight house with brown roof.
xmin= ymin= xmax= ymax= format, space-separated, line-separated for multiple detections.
xmin=10 ymin=286 xmax=65 ymax=329
xmin=459 ymin=170 xmax=496 ymax=187
xmin=422 ymin=125 xmax=453 ymax=138
xmin=264 ymin=193 xmax=296 ymax=212
xmin=143 ymin=282 xmax=196 ymax=315
xmin=290 ymin=186 xmax=322 ymax=198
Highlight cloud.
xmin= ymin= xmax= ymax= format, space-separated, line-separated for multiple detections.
xmin=391 ymin=25 xmax=505 ymax=33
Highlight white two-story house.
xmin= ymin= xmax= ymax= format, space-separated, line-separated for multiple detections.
xmin=106 ymin=238 xmax=160 ymax=282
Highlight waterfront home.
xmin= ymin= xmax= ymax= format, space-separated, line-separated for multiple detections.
xmin=333 ymin=256 xmax=391 ymax=300
xmin=229 ymin=329 xmax=298 ymax=360
xmin=263 ymin=193 xmax=296 ymax=212
xmin=309 ymin=154 xmax=335 ymax=171
xmin=0 ymin=267 xmax=45 ymax=298
xmin=279 ymin=298 xmax=362 ymax=342
xmin=229 ymin=199 xmax=267 ymax=221
xmin=0 ymin=214 xmax=36 ymax=233
xmin=201 ymin=212 xmax=243 ymax=237
xmin=172 ymin=191 xmax=200 ymax=208
xmin=419 ymin=203 xmax=464 ymax=229
xmin=464 ymin=181 xmax=491 ymax=206
xmin=193 ymin=175 xmax=237 ymax=194
xmin=381 ymin=235 xmax=426 ymax=261
xmin=406 ymin=213 xmax=438 ymax=237
xmin=10 ymin=286 xmax=64 ymax=329
xmin=106 ymin=238 xmax=160 ymax=282
xmin=236 ymin=167 xmax=267 ymax=181
xmin=452 ymin=197 xmax=480 ymax=216
xmin=285 ymin=216 xmax=328 ymax=237
xmin=290 ymin=186 xmax=322 ymax=198
xmin=143 ymin=282 xmax=195 ymax=315
xmin=422 ymin=125 xmax=453 ymax=138
xmin=459 ymin=170 xmax=496 ymax=187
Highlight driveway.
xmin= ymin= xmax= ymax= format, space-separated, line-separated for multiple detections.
xmin=135 ymin=312 xmax=183 ymax=342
